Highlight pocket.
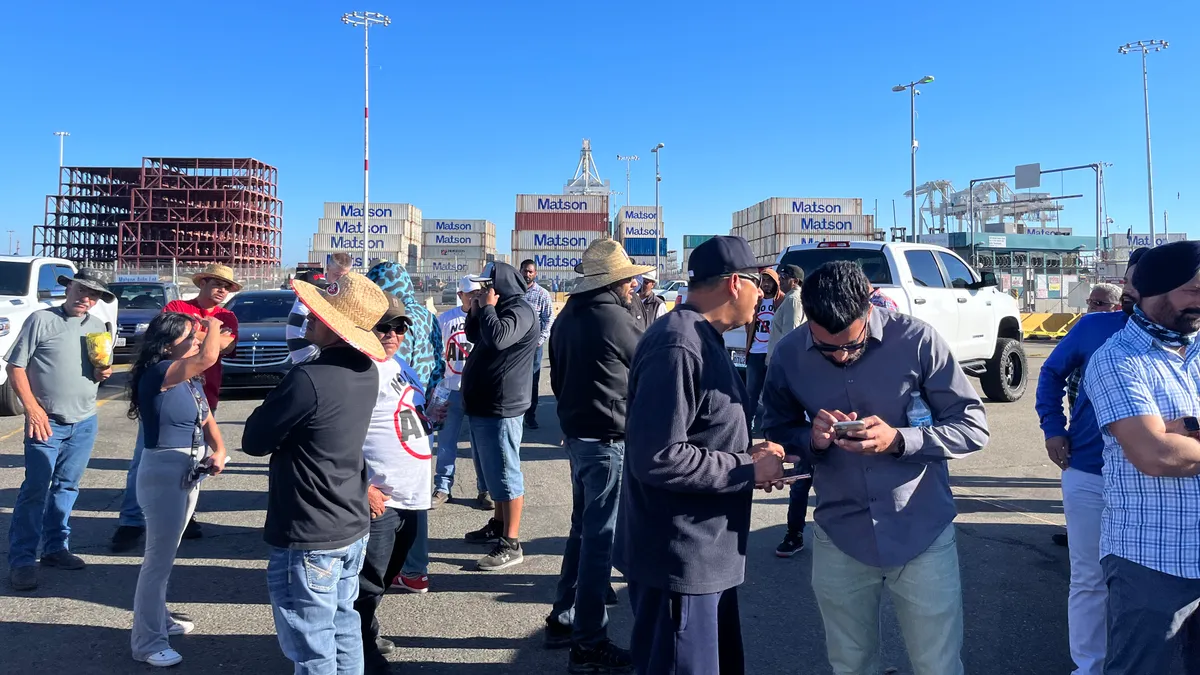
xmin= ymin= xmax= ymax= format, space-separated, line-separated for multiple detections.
xmin=924 ymin=524 xmax=957 ymax=553
xmin=669 ymin=593 xmax=689 ymax=633
xmin=303 ymin=550 xmax=347 ymax=593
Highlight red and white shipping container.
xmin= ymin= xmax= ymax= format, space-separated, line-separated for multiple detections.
xmin=515 ymin=212 xmax=607 ymax=232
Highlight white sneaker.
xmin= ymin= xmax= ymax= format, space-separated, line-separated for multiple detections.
xmin=139 ymin=649 xmax=183 ymax=667
xmin=167 ymin=617 xmax=194 ymax=636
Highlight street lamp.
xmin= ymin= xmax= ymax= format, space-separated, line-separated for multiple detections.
xmin=651 ymin=143 xmax=664 ymax=274
xmin=1118 ymin=40 xmax=1168 ymax=242
xmin=53 ymin=131 xmax=70 ymax=168
xmin=616 ymin=154 xmax=639 ymax=206
xmin=342 ymin=10 xmax=391 ymax=271
xmin=892 ymin=75 xmax=934 ymax=238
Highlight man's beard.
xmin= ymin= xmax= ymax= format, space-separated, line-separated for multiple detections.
xmin=821 ymin=346 xmax=867 ymax=368
xmin=1168 ymin=309 xmax=1200 ymax=334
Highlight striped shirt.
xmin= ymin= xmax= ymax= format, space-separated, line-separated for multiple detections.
xmin=524 ymin=282 xmax=555 ymax=347
xmin=1084 ymin=319 xmax=1200 ymax=579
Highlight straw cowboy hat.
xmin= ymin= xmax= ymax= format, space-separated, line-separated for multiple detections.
xmin=569 ymin=239 xmax=655 ymax=295
xmin=192 ymin=264 xmax=243 ymax=292
xmin=291 ymin=272 xmax=389 ymax=361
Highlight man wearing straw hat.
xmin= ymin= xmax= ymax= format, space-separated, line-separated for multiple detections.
xmin=243 ymin=271 xmax=390 ymax=674
xmin=543 ymin=239 xmax=649 ymax=672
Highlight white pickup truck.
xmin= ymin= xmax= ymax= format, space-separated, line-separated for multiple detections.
xmin=0 ymin=256 xmax=120 ymax=416
xmin=725 ymin=241 xmax=1028 ymax=402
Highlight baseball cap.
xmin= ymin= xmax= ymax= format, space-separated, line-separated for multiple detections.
xmin=687 ymin=236 xmax=759 ymax=284
xmin=641 ymin=269 xmax=658 ymax=283
xmin=777 ymin=264 xmax=805 ymax=282
xmin=458 ymin=275 xmax=483 ymax=294
xmin=467 ymin=261 xmax=495 ymax=284
xmin=378 ymin=294 xmax=411 ymax=327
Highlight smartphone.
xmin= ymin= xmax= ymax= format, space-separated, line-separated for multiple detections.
xmin=780 ymin=463 xmax=811 ymax=483
xmin=833 ymin=420 xmax=866 ymax=439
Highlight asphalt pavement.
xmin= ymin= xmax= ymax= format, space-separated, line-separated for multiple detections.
xmin=0 ymin=342 xmax=1078 ymax=674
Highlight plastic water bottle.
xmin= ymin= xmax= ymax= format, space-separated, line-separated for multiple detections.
xmin=430 ymin=379 xmax=451 ymax=410
xmin=906 ymin=391 xmax=933 ymax=428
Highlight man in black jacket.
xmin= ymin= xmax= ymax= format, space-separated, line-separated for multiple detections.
xmin=461 ymin=261 xmax=539 ymax=571
xmin=243 ymin=271 xmax=390 ymax=674
xmin=544 ymin=240 xmax=651 ymax=673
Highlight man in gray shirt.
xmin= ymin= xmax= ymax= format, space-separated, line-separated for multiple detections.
xmin=7 ymin=269 xmax=114 ymax=591
xmin=762 ymin=261 xmax=988 ymax=675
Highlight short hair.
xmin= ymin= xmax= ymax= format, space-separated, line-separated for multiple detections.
xmin=1090 ymin=282 xmax=1121 ymax=304
xmin=520 ymin=259 xmax=536 ymax=269
xmin=329 ymin=252 xmax=352 ymax=270
xmin=800 ymin=261 xmax=872 ymax=334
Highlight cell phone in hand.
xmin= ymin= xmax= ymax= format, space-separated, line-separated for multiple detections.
xmin=780 ymin=463 xmax=811 ymax=483
xmin=833 ymin=421 xmax=866 ymax=439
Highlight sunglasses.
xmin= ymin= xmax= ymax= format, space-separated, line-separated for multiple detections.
xmin=1086 ymin=299 xmax=1114 ymax=308
xmin=812 ymin=314 xmax=871 ymax=354
xmin=726 ymin=272 xmax=761 ymax=285
xmin=373 ymin=322 xmax=409 ymax=335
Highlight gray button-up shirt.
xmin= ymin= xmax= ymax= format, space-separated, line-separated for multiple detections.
xmin=762 ymin=309 xmax=988 ymax=567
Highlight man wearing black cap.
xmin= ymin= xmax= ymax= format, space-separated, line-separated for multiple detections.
xmin=1084 ymin=240 xmax=1200 ymax=674
xmin=617 ymin=235 xmax=789 ymax=674
xmin=1035 ymin=247 xmax=1147 ymax=675
xmin=6 ymin=269 xmax=114 ymax=591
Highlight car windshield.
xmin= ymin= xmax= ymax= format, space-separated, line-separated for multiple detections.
xmin=226 ymin=293 xmax=295 ymax=323
xmin=110 ymin=284 xmax=167 ymax=310
xmin=778 ymin=247 xmax=893 ymax=285
xmin=0 ymin=261 xmax=32 ymax=296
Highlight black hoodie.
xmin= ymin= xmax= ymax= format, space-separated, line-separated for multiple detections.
xmin=462 ymin=262 xmax=539 ymax=418
xmin=550 ymin=286 xmax=642 ymax=440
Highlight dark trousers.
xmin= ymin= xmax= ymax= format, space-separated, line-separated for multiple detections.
xmin=1103 ymin=554 xmax=1200 ymax=675
xmin=786 ymin=475 xmax=813 ymax=533
xmin=628 ymin=582 xmax=744 ymax=675
xmin=526 ymin=345 xmax=544 ymax=424
xmin=355 ymin=507 xmax=420 ymax=668
xmin=744 ymin=352 xmax=767 ymax=433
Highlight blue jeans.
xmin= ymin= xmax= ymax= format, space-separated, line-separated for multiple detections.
xmin=526 ymin=345 xmax=544 ymax=423
xmin=786 ymin=474 xmax=813 ymax=533
xmin=432 ymin=390 xmax=484 ymax=495
xmin=811 ymin=523 xmax=964 ymax=675
xmin=469 ymin=415 xmax=524 ymax=501
xmin=8 ymin=415 xmax=99 ymax=568
xmin=267 ymin=536 xmax=369 ymax=675
xmin=400 ymin=510 xmax=428 ymax=577
xmin=744 ymin=352 xmax=767 ymax=432
xmin=549 ymin=439 xmax=624 ymax=647
xmin=118 ymin=426 xmax=146 ymax=527
xmin=1102 ymin=554 xmax=1200 ymax=675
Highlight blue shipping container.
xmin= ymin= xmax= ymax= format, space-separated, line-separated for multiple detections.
xmin=623 ymin=237 xmax=667 ymax=257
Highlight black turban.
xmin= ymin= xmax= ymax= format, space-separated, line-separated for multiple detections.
xmin=1132 ymin=241 xmax=1200 ymax=298
xmin=1127 ymin=247 xmax=1151 ymax=267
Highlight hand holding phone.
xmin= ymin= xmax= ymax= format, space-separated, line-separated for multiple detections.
xmin=833 ymin=420 xmax=867 ymax=439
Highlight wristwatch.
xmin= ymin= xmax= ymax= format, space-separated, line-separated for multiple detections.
xmin=891 ymin=434 xmax=906 ymax=457
xmin=1184 ymin=416 xmax=1200 ymax=440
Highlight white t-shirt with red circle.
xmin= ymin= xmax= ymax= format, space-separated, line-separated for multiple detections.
xmin=437 ymin=306 xmax=474 ymax=391
xmin=749 ymin=298 xmax=775 ymax=355
xmin=362 ymin=357 xmax=432 ymax=511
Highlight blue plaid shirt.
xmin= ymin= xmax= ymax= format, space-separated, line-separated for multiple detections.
xmin=524 ymin=282 xmax=554 ymax=347
xmin=1084 ymin=319 xmax=1200 ymax=579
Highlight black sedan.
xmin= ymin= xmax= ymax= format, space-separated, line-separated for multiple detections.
xmin=220 ymin=290 xmax=297 ymax=391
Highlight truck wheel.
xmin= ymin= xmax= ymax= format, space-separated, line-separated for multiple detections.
xmin=981 ymin=338 xmax=1027 ymax=403
xmin=0 ymin=379 xmax=25 ymax=417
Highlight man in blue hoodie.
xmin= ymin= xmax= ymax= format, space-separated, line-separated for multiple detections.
xmin=1035 ymin=248 xmax=1147 ymax=675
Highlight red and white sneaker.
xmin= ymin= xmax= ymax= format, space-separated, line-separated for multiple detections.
xmin=393 ymin=572 xmax=429 ymax=593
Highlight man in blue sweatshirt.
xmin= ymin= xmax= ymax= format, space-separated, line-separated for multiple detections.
xmin=1035 ymin=247 xmax=1147 ymax=675
xmin=617 ymin=236 xmax=789 ymax=675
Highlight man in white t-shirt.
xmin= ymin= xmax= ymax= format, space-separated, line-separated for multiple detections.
xmin=353 ymin=296 xmax=433 ymax=671
xmin=432 ymin=276 xmax=491 ymax=509
xmin=743 ymin=268 xmax=780 ymax=435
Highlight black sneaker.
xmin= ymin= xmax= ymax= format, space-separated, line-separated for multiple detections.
xmin=569 ymin=640 xmax=634 ymax=674
xmin=775 ymin=530 xmax=805 ymax=558
xmin=544 ymin=618 xmax=572 ymax=649
xmin=525 ymin=418 xmax=540 ymax=430
xmin=182 ymin=516 xmax=203 ymax=539
xmin=1052 ymin=532 xmax=1069 ymax=547
xmin=40 ymin=549 xmax=86 ymax=570
xmin=477 ymin=538 xmax=524 ymax=571
xmin=475 ymin=491 xmax=494 ymax=511
xmin=465 ymin=518 xmax=503 ymax=544
xmin=111 ymin=525 xmax=146 ymax=553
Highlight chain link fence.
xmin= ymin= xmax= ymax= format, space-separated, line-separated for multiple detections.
xmin=101 ymin=263 xmax=294 ymax=294
xmin=970 ymin=251 xmax=1099 ymax=313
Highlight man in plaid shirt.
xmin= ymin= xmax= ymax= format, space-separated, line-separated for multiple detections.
xmin=520 ymin=259 xmax=554 ymax=430
xmin=1083 ymin=241 xmax=1200 ymax=675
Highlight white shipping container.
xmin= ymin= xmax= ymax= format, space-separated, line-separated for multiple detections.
xmin=423 ymin=231 xmax=487 ymax=247
xmin=512 ymin=249 xmax=586 ymax=273
xmin=421 ymin=219 xmax=498 ymax=235
xmin=614 ymin=206 xmax=660 ymax=224
xmin=516 ymin=194 xmax=608 ymax=214
xmin=322 ymin=202 xmax=420 ymax=222
xmin=1108 ymin=232 xmax=1186 ymax=248
xmin=311 ymin=249 xmax=404 ymax=271
xmin=421 ymin=245 xmax=487 ymax=260
xmin=313 ymin=233 xmax=408 ymax=252
xmin=618 ymin=221 xmax=663 ymax=240
xmin=762 ymin=214 xmax=875 ymax=236
xmin=421 ymin=259 xmax=479 ymax=275
xmin=512 ymin=230 xmax=605 ymax=251
xmin=762 ymin=197 xmax=863 ymax=217
xmin=316 ymin=217 xmax=413 ymax=236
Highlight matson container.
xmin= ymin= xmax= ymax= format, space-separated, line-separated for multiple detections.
xmin=317 ymin=218 xmax=411 ymax=236
xmin=322 ymin=202 xmax=421 ymax=222
xmin=421 ymin=245 xmax=487 ymax=260
xmin=421 ymin=219 xmax=497 ymax=235
xmin=517 ymin=194 xmax=608 ymax=214
xmin=761 ymin=197 xmax=863 ymax=218
xmin=513 ymin=230 xmax=605 ymax=251
xmin=512 ymin=249 xmax=585 ymax=274
xmin=313 ymin=233 xmax=408 ymax=252
xmin=312 ymin=249 xmax=405 ymax=271
xmin=423 ymin=231 xmax=487 ymax=247
xmin=515 ymin=212 xmax=607 ymax=231
xmin=751 ymin=214 xmax=875 ymax=238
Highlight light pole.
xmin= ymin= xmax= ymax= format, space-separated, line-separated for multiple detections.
xmin=53 ymin=131 xmax=70 ymax=168
xmin=1118 ymin=40 xmax=1168 ymax=242
xmin=342 ymin=10 xmax=390 ymax=271
xmin=616 ymin=154 xmax=639 ymax=206
xmin=651 ymin=143 xmax=664 ymax=275
xmin=892 ymin=76 xmax=934 ymax=238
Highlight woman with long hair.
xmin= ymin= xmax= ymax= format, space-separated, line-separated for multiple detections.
xmin=127 ymin=312 xmax=228 ymax=668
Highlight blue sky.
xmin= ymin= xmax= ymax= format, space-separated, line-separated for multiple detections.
xmin=1 ymin=1 xmax=1195 ymax=265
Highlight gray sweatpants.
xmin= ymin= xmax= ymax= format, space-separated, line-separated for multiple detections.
xmin=130 ymin=447 xmax=200 ymax=660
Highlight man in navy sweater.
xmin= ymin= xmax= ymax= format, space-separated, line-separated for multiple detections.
xmin=1035 ymin=247 xmax=1147 ymax=675
xmin=617 ymin=236 xmax=790 ymax=675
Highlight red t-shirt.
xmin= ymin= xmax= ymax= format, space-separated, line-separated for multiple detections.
xmin=164 ymin=299 xmax=239 ymax=411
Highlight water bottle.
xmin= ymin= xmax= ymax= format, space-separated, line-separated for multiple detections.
xmin=430 ymin=379 xmax=451 ymax=409
xmin=906 ymin=391 xmax=933 ymax=428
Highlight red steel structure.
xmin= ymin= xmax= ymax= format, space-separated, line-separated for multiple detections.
xmin=36 ymin=157 xmax=282 ymax=273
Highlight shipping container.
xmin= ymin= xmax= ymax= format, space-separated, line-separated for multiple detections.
xmin=421 ymin=219 xmax=498 ymax=235
xmin=322 ymin=202 xmax=421 ymax=222
xmin=753 ymin=214 xmax=875 ymax=237
xmin=517 ymin=194 xmax=608 ymax=214
xmin=311 ymin=249 xmax=405 ymax=271
xmin=1108 ymin=232 xmax=1186 ymax=248
xmin=512 ymin=230 xmax=605 ymax=251
xmin=623 ymin=237 xmax=668 ymax=257
xmin=316 ymin=217 xmax=414 ymax=237
xmin=512 ymin=249 xmax=585 ymax=274
xmin=421 ymin=245 xmax=487 ymax=260
xmin=312 ymin=233 xmax=409 ymax=252
xmin=514 ymin=212 xmax=608 ymax=231
xmin=761 ymin=197 xmax=863 ymax=218
xmin=617 ymin=221 xmax=663 ymax=240
xmin=613 ymin=205 xmax=661 ymax=235
xmin=422 ymin=231 xmax=489 ymax=247
xmin=682 ymin=234 xmax=716 ymax=249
